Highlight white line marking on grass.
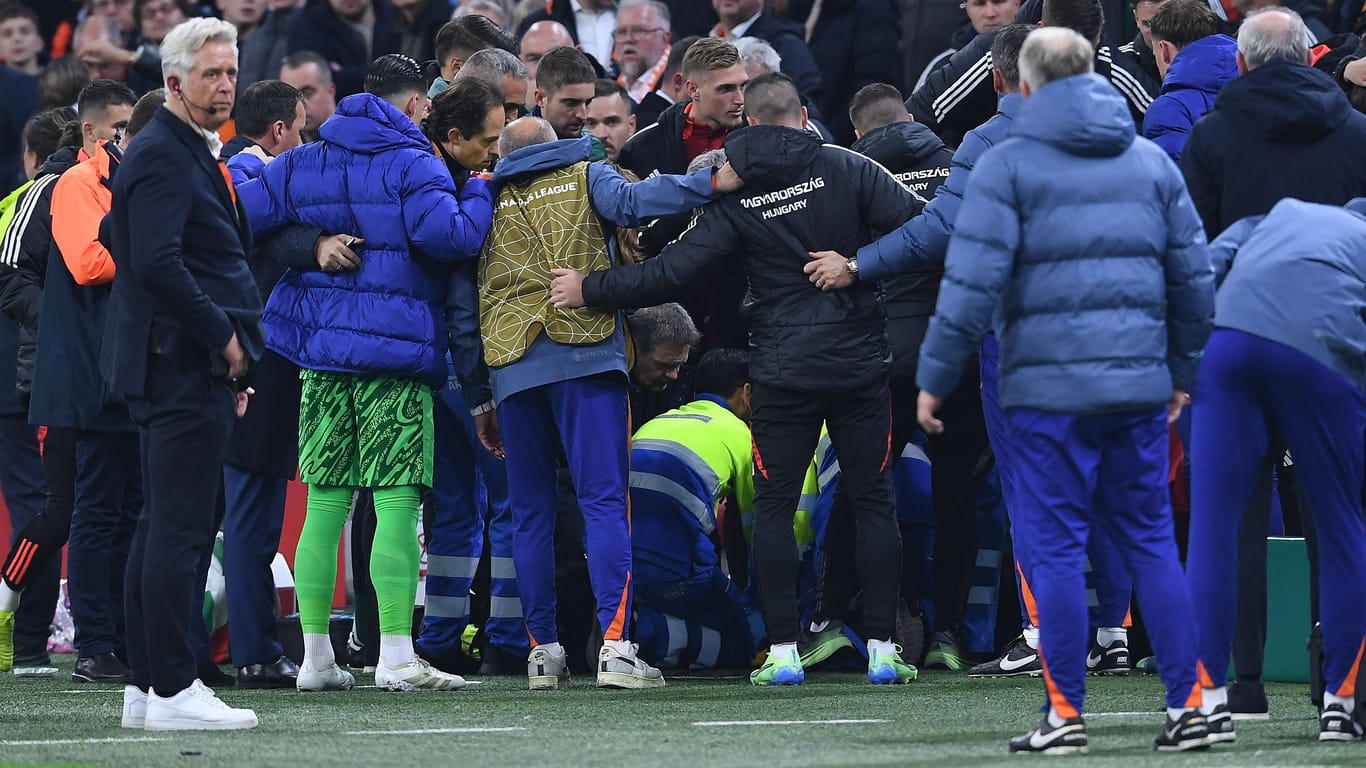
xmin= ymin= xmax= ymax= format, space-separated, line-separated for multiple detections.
xmin=693 ymin=719 xmax=890 ymax=727
xmin=345 ymin=727 xmax=525 ymax=735
xmin=1086 ymin=712 xmax=1162 ymax=718
xmin=61 ymin=689 xmax=123 ymax=694
xmin=2 ymin=737 xmax=169 ymax=746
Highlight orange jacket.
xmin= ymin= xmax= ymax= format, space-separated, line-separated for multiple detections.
xmin=50 ymin=144 xmax=116 ymax=286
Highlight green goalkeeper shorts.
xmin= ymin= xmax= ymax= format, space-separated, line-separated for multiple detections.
xmin=297 ymin=370 xmax=434 ymax=489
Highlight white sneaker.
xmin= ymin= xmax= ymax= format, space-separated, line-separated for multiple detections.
xmin=296 ymin=661 xmax=355 ymax=692
xmin=121 ymin=685 xmax=147 ymax=729
xmin=527 ymin=646 xmax=571 ymax=690
xmin=143 ymin=680 xmax=258 ymax=731
xmin=375 ymin=658 xmax=465 ymax=691
xmin=596 ymin=644 xmax=665 ymax=689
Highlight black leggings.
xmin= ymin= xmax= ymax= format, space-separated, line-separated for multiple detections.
xmin=1 ymin=427 xmax=77 ymax=591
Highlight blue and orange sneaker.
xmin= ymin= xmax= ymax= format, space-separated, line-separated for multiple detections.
xmin=750 ymin=646 xmax=804 ymax=686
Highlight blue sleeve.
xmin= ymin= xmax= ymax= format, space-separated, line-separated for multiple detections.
xmin=444 ymin=263 xmax=491 ymax=409
xmin=225 ymin=151 xmax=265 ymax=186
xmin=1207 ymin=215 xmax=1261 ymax=287
xmin=1161 ymin=169 xmax=1216 ymax=392
xmin=236 ymin=155 xmax=291 ymax=238
xmin=915 ymin=151 xmax=1019 ymax=398
xmin=858 ymin=129 xmax=985 ymax=282
xmin=587 ymin=164 xmax=716 ymax=227
xmin=1141 ymin=96 xmax=1192 ymax=164
xmin=403 ymin=156 xmax=495 ymax=264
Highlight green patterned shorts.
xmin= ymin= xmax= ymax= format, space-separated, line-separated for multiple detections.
xmin=298 ymin=370 xmax=434 ymax=488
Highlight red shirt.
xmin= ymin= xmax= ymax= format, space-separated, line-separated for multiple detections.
xmin=681 ymin=102 xmax=728 ymax=165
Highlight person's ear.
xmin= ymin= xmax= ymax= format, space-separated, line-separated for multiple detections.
xmin=992 ymin=68 xmax=1005 ymax=95
xmin=1236 ymin=50 xmax=1249 ymax=75
xmin=446 ymin=126 xmax=464 ymax=147
xmin=535 ymin=88 xmax=548 ymax=108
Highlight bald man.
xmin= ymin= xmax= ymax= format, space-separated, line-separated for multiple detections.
xmin=520 ymin=21 xmax=575 ymax=107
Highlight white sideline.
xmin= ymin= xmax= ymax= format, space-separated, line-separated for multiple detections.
xmin=2 ymin=737 xmax=168 ymax=746
xmin=693 ymin=719 xmax=890 ymax=727
xmin=345 ymin=727 xmax=525 ymax=735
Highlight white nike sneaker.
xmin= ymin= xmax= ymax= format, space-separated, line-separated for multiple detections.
xmin=121 ymin=685 xmax=147 ymax=729
xmin=143 ymin=680 xmax=258 ymax=731
xmin=375 ymin=657 xmax=465 ymax=691
xmin=596 ymin=644 xmax=665 ymax=689
xmin=296 ymin=661 xmax=356 ymax=692
xmin=527 ymin=646 xmax=571 ymax=690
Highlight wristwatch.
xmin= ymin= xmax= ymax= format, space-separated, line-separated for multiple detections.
xmin=470 ymin=401 xmax=495 ymax=417
xmin=845 ymin=257 xmax=860 ymax=280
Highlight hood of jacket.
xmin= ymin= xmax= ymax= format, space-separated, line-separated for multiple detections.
xmin=723 ymin=125 xmax=823 ymax=189
xmin=1014 ymin=73 xmax=1135 ymax=157
xmin=37 ymin=145 xmax=80 ymax=178
xmin=318 ymin=93 xmax=431 ymax=155
xmin=850 ymin=121 xmax=948 ymax=170
xmin=1214 ymin=59 xmax=1352 ymax=143
xmin=492 ymin=135 xmax=592 ymax=185
xmin=1163 ymin=35 xmax=1239 ymax=96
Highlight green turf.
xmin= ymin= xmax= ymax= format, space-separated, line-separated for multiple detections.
xmin=0 ymin=657 xmax=1361 ymax=767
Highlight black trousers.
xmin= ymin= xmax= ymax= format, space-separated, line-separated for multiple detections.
xmin=750 ymin=381 xmax=901 ymax=644
xmin=68 ymin=431 xmax=140 ymax=658
xmin=124 ymin=355 xmax=235 ymax=695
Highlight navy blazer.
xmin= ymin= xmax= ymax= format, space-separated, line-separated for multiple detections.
xmin=101 ymin=107 xmax=265 ymax=400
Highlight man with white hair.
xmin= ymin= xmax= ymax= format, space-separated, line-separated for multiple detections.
xmin=915 ymin=26 xmax=1214 ymax=753
xmin=103 ymin=17 xmax=263 ymax=731
xmin=613 ymin=0 xmax=672 ymax=120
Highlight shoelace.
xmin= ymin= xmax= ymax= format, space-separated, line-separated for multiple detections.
xmin=188 ymin=681 xmax=230 ymax=709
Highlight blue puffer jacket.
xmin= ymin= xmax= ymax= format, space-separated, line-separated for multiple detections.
xmin=238 ymin=93 xmax=495 ymax=386
xmin=859 ymin=92 xmax=1022 ymax=283
xmin=1142 ymin=35 xmax=1238 ymax=163
xmin=918 ymin=74 xmax=1215 ymax=415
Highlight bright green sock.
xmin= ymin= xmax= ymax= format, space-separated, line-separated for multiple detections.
xmin=295 ymin=484 xmax=353 ymax=634
xmin=370 ymin=485 xmax=422 ymax=636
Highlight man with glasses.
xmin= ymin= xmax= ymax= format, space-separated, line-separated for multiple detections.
xmin=613 ymin=0 xmax=671 ymax=126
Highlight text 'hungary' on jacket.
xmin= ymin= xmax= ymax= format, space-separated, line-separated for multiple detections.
xmin=236 ymin=93 xmax=495 ymax=387
xmin=917 ymin=74 xmax=1215 ymax=416
xmin=581 ymin=124 xmax=922 ymax=393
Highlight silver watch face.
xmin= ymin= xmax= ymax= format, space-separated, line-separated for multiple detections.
xmin=847 ymin=259 xmax=859 ymax=275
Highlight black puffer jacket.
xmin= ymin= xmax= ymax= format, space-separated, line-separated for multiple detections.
xmin=850 ymin=121 xmax=951 ymax=378
xmin=0 ymin=146 xmax=80 ymax=403
xmin=582 ymin=125 xmax=920 ymax=391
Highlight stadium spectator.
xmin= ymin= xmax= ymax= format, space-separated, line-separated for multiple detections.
xmin=286 ymin=0 xmax=395 ymax=97
xmin=238 ymin=0 xmax=304 ymax=93
xmin=515 ymin=0 xmax=616 ymax=65
xmin=426 ymin=14 xmax=520 ymax=97
xmin=218 ymin=78 xmax=308 ymax=690
xmin=709 ymin=0 xmax=821 ymax=102
xmin=519 ymin=19 xmax=574 ymax=102
xmin=39 ymin=55 xmax=90 ymax=108
xmin=914 ymin=27 xmax=1213 ymax=753
xmin=586 ymin=77 xmax=635 ymax=160
xmin=218 ymin=0 xmax=265 ymax=41
xmin=915 ymin=0 xmax=1021 ymax=91
xmin=387 ymin=0 xmax=453 ymax=63
xmin=613 ymin=0 xmax=671 ymax=125
xmin=0 ymin=3 xmax=45 ymax=76
xmin=92 ymin=0 xmax=139 ymax=42
xmin=1141 ymin=0 xmax=1234 ymax=162
xmin=452 ymin=48 xmax=528 ymax=124
xmin=279 ymin=50 xmax=336 ymax=141
xmin=551 ymin=73 xmax=922 ymax=688
xmin=237 ymin=55 xmax=498 ymax=693
xmin=626 ymin=32 xmax=694 ymax=127
xmin=790 ymin=0 xmax=902 ymax=146
xmin=454 ymin=0 xmax=511 ymax=28
xmin=72 ymin=14 xmax=129 ymax=84
xmin=734 ymin=36 xmax=830 ymax=139
xmin=474 ymin=115 xmax=735 ymax=690
xmin=103 ymin=17 xmax=262 ymax=730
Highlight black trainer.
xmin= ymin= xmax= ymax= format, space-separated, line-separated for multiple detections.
xmin=1228 ymin=680 xmax=1269 ymax=720
xmin=969 ymin=635 xmax=1041 ymax=678
xmin=1008 ymin=715 xmax=1088 ymax=755
xmin=478 ymin=642 xmax=529 ymax=676
xmin=1085 ymin=639 xmax=1130 ymax=676
xmin=1154 ymin=709 xmax=1210 ymax=752
xmin=1204 ymin=703 xmax=1236 ymax=744
xmin=1319 ymin=703 xmax=1364 ymax=742
xmin=71 ymin=652 xmax=131 ymax=684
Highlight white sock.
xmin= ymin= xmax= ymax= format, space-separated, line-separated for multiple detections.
xmin=1201 ymin=686 xmax=1227 ymax=714
xmin=1046 ymin=708 xmax=1069 ymax=727
xmin=379 ymin=634 xmax=415 ymax=667
xmin=303 ymin=633 xmax=335 ymax=668
xmin=1096 ymin=627 xmax=1128 ymax=647
xmin=1022 ymin=625 xmax=1039 ymax=649
xmin=0 ymin=581 xmax=18 ymax=612
xmin=536 ymin=642 xmax=565 ymax=657
xmin=1167 ymin=706 xmax=1191 ymax=721
xmin=809 ymin=619 xmax=831 ymax=633
xmin=770 ymin=642 xmax=797 ymax=661
xmin=868 ymin=638 xmax=894 ymax=657
xmin=604 ymin=639 xmax=632 ymax=656
xmin=1325 ymin=691 xmax=1356 ymax=713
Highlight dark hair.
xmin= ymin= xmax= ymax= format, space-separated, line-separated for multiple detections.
xmin=0 ymin=2 xmax=39 ymax=28
xmin=134 ymin=0 xmax=192 ymax=29
xmin=365 ymin=53 xmax=427 ymax=101
xmin=77 ymin=79 xmax=137 ymax=121
xmin=628 ymin=303 xmax=700 ymax=352
xmin=664 ymin=35 xmax=699 ymax=78
xmin=22 ymin=107 xmax=78 ymax=162
xmin=281 ymin=50 xmax=332 ymax=82
xmin=1148 ymin=0 xmax=1220 ymax=48
xmin=535 ymin=46 xmax=596 ymax=96
xmin=427 ymin=77 xmax=504 ymax=141
xmin=435 ymin=14 xmax=518 ymax=66
xmin=848 ymin=83 xmax=906 ymax=134
xmin=1042 ymin=0 xmax=1104 ymax=46
xmin=594 ymin=77 xmax=629 ymax=101
xmin=39 ymin=56 xmax=90 ymax=108
xmin=990 ymin=23 xmax=1034 ymax=87
xmin=236 ymin=80 xmax=303 ymax=138
xmin=743 ymin=72 xmax=801 ymax=124
xmin=127 ymin=88 xmax=166 ymax=139
xmin=695 ymin=348 xmax=749 ymax=398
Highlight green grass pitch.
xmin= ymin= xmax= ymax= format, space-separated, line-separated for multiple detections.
xmin=1 ymin=658 xmax=1361 ymax=767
